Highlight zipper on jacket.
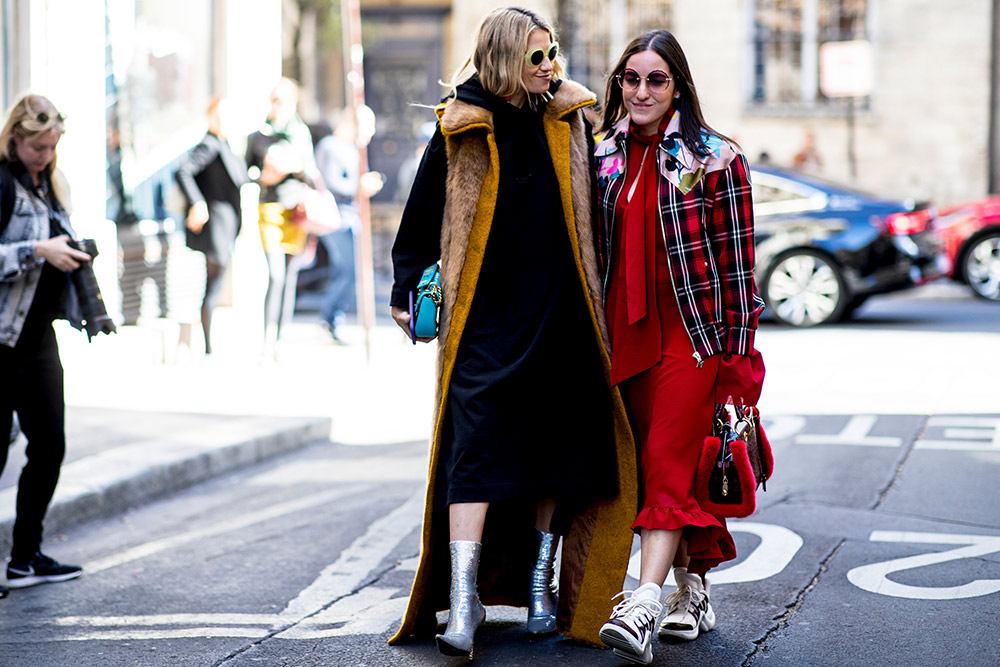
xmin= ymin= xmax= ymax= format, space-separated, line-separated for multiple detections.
xmin=655 ymin=167 xmax=704 ymax=368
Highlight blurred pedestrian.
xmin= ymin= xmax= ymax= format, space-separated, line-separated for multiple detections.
xmin=0 ymin=93 xmax=94 ymax=594
xmin=174 ymin=96 xmax=248 ymax=355
xmin=394 ymin=121 xmax=436 ymax=204
xmin=387 ymin=5 xmax=635 ymax=657
xmin=594 ymin=30 xmax=765 ymax=664
xmin=246 ymin=78 xmax=321 ymax=353
xmin=792 ymin=131 xmax=823 ymax=173
xmin=313 ymin=106 xmax=384 ymax=343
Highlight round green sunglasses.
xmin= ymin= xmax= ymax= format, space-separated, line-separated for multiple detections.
xmin=524 ymin=42 xmax=559 ymax=68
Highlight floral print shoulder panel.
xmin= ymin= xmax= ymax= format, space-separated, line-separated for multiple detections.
xmin=594 ymin=113 xmax=739 ymax=194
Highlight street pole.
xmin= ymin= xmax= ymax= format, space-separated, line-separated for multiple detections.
xmin=989 ymin=0 xmax=999 ymax=193
xmin=341 ymin=0 xmax=375 ymax=362
xmin=847 ymin=96 xmax=857 ymax=181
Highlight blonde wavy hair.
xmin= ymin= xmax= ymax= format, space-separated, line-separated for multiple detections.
xmin=445 ymin=6 xmax=565 ymax=106
xmin=0 ymin=93 xmax=70 ymax=206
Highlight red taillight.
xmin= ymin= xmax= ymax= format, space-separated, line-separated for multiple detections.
xmin=886 ymin=208 xmax=933 ymax=235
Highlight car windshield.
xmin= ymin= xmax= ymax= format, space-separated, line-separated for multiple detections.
xmin=756 ymin=166 xmax=883 ymax=199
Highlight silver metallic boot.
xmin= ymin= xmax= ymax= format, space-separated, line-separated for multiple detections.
xmin=436 ymin=540 xmax=486 ymax=657
xmin=526 ymin=529 xmax=559 ymax=635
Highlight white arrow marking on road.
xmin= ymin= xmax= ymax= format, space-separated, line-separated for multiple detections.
xmin=627 ymin=522 xmax=803 ymax=586
xmin=794 ymin=415 xmax=902 ymax=447
xmin=915 ymin=416 xmax=1000 ymax=451
xmin=847 ymin=531 xmax=1000 ymax=599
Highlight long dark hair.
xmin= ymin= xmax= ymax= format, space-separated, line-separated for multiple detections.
xmin=600 ymin=29 xmax=733 ymax=157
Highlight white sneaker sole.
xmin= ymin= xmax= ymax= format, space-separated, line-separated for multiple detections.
xmin=658 ymin=604 xmax=716 ymax=641
xmin=600 ymin=624 xmax=652 ymax=665
xmin=5 ymin=569 xmax=82 ymax=589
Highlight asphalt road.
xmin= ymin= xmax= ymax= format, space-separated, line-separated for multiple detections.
xmin=1 ymin=283 xmax=998 ymax=667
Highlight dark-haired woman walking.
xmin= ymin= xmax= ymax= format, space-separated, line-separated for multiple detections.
xmin=593 ymin=30 xmax=765 ymax=665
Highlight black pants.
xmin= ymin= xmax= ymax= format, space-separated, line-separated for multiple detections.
xmin=0 ymin=325 xmax=66 ymax=562
xmin=263 ymin=248 xmax=306 ymax=341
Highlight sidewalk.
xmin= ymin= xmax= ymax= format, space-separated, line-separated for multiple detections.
xmin=0 ymin=308 xmax=438 ymax=556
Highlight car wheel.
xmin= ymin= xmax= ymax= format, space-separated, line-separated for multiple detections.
xmin=764 ymin=250 xmax=848 ymax=326
xmin=963 ymin=231 xmax=1000 ymax=301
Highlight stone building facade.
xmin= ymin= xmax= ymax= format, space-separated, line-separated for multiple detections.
xmin=367 ymin=0 xmax=999 ymax=205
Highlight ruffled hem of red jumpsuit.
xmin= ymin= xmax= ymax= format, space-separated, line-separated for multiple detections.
xmin=632 ymin=506 xmax=737 ymax=575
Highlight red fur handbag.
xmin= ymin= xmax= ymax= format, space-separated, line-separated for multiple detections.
xmin=696 ymin=405 xmax=773 ymax=518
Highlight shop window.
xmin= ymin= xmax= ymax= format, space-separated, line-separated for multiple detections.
xmin=106 ymin=0 xmax=213 ymax=213
xmin=750 ymin=0 xmax=869 ymax=109
xmin=558 ymin=0 xmax=674 ymax=105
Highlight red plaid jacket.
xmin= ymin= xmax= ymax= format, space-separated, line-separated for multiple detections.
xmin=594 ymin=114 xmax=764 ymax=364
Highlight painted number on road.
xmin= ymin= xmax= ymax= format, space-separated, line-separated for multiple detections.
xmin=627 ymin=522 xmax=803 ymax=585
xmin=847 ymin=531 xmax=1000 ymax=600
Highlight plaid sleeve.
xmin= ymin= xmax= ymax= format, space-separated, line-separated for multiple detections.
xmin=707 ymin=152 xmax=762 ymax=356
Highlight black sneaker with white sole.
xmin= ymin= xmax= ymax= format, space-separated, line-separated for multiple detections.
xmin=6 ymin=553 xmax=83 ymax=589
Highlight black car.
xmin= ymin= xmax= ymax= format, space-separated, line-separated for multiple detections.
xmin=751 ymin=164 xmax=944 ymax=326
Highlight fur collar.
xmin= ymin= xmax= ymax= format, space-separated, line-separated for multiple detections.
xmin=438 ymin=79 xmax=596 ymax=137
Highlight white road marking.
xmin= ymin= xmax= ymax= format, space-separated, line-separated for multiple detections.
xmin=53 ymin=614 xmax=278 ymax=626
xmin=49 ymin=628 xmax=272 ymax=641
xmin=277 ymin=587 xmax=409 ymax=638
xmin=15 ymin=488 xmax=424 ymax=643
xmin=760 ymin=415 xmax=807 ymax=441
xmin=280 ymin=487 xmax=423 ymax=619
xmin=246 ymin=455 xmax=428 ymax=486
xmin=915 ymin=417 xmax=1000 ymax=451
xmin=847 ymin=531 xmax=1000 ymax=599
xmin=84 ymin=485 xmax=365 ymax=574
xmin=627 ymin=522 xmax=803 ymax=586
xmin=710 ymin=522 xmax=803 ymax=585
xmin=794 ymin=415 xmax=902 ymax=447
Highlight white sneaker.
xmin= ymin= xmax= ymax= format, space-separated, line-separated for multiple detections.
xmin=599 ymin=582 xmax=663 ymax=665
xmin=658 ymin=567 xmax=716 ymax=641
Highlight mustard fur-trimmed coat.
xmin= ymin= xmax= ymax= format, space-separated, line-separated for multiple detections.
xmin=388 ymin=79 xmax=637 ymax=646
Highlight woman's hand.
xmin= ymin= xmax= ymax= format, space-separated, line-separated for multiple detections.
xmin=359 ymin=171 xmax=385 ymax=198
xmin=34 ymin=235 xmax=92 ymax=272
xmin=186 ymin=201 xmax=209 ymax=233
xmin=391 ymin=305 xmax=435 ymax=343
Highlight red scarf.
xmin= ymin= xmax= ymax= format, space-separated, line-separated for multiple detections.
xmin=622 ymin=125 xmax=663 ymax=324
xmin=607 ymin=113 xmax=672 ymax=385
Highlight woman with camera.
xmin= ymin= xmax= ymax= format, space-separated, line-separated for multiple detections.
xmin=0 ymin=93 xmax=92 ymax=596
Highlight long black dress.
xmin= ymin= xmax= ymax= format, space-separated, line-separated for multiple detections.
xmin=391 ymin=78 xmax=615 ymax=513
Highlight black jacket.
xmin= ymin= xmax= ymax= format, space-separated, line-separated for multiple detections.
xmin=175 ymin=132 xmax=248 ymax=260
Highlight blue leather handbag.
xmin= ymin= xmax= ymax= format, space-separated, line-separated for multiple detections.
xmin=411 ymin=263 xmax=442 ymax=340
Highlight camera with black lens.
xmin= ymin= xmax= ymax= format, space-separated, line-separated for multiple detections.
xmin=67 ymin=238 xmax=117 ymax=341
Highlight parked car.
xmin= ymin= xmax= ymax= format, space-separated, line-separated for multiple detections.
xmin=932 ymin=196 xmax=1000 ymax=301
xmin=750 ymin=164 xmax=944 ymax=326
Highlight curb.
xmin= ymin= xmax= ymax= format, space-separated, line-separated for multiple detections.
xmin=0 ymin=416 xmax=331 ymax=556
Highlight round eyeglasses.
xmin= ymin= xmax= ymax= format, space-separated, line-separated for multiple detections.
xmin=524 ymin=42 xmax=559 ymax=68
xmin=616 ymin=69 xmax=672 ymax=94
